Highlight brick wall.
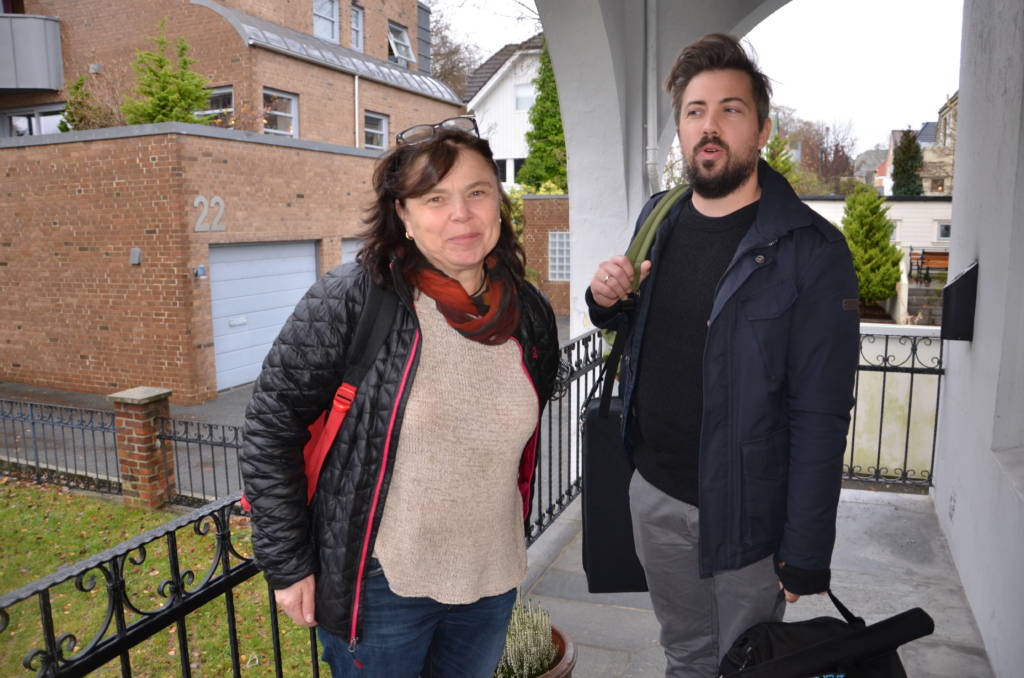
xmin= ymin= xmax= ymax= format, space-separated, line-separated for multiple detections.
xmin=522 ymin=195 xmax=570 ymax=317
xmin=12 ymin=0 xmax=250 ymax=114
xmin=0 ymin=126 xmax=385 ymax=404
xmin=9 ymin=0 xmax=458 ymax=141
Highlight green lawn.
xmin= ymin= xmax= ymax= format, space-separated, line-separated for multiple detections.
xmin=0 ymin=479 xmax=314 ymax=677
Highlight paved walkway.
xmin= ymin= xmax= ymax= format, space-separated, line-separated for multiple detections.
xmin=1 ymin=380 xmax=995 ymax=676
xmin=524 ymin=490 xmax=994 ymax=677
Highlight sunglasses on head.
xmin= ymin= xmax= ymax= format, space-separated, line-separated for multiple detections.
xmin=395 ymin=116 xmax=480 ymax=145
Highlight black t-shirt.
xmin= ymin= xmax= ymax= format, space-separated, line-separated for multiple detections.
xmin=633 ymin=198 xmax=759 ymax=506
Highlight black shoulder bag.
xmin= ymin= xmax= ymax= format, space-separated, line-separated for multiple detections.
xmin=579 ymin=185 xmax=687 ymax=594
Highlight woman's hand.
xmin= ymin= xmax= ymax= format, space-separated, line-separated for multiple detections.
xmin=275 ymin=574 xmax=317 ymax=627
xmin=590 ymin=255 xmax=651 ymax=307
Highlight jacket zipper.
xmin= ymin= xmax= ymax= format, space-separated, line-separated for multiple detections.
xmin=347 ymin=329 xmax=421 ymax=660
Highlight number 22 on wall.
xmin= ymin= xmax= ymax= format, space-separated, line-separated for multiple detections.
xmin=193 ymin=195 xmax=227 ymax=232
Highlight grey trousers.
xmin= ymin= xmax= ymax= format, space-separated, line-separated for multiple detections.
xmin=629 ymin=470 xmax=785 ymax=678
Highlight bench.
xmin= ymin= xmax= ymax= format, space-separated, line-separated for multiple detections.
xmin=908 ymin=248 xmax=949 ymax=284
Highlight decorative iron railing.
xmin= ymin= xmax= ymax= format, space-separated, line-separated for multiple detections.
xmin=0 ymin=494 xmax=326 ymax=677
xmin=0 ymin=399 xmax=119 ymax=493
xmin=156 ymin=419 xmax=244 ymax=507
xmin=526 ymin=329 xmax=604 ymax=542
xmin=846 ymin=324 xmax=944 ymax=486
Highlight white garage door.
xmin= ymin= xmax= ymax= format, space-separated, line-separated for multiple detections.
xmin=210 ymin=241 xmax=317 ymax=390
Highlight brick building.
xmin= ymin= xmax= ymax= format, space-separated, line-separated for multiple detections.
xmin=0 ymin=0 xmax=462 ymax=403
xmin=521 ymin=194 xmax=569 ymax=317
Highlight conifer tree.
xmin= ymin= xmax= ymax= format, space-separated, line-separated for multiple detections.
xmin=762 ymin=131 xmax=796 ymax=184
xmin=841 ymin=184 xmax=903 ymax=304
xmin=58 ymin=76 xmax=121 ymax=131
xmin=516 ymin=43 xmax=567 ymax=191
xmin=121 ymin=18 xmax=214 ymax=125
xmin=891 ymin=129 xmax=924 ymax=196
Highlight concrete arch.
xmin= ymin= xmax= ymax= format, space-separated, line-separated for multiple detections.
xmin=535 ymin=0 xmax=792 ymax=336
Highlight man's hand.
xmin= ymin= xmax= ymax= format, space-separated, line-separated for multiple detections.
xmin=590 ymin=255 xmax=652 ymax=307
xmin=275 ymin=574 xmax=317 ymax=627
xmin=781 ymin=585 xmax=801 ymax=603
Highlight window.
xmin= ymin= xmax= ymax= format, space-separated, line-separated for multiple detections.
xmin=364 ymin=111 xmax=388 ymax=150
xmin=548 ymin=232 xmax=570 ymax=282
xmin=350 ymin=5 xmax=364 ymax=52
xmin=195 ymin=87 xmax=234 ymax=127
xmin=494 ymin=159 xmax=508 ymax=183
xmin=515 ymin=84 xmax=535 ymax=112
xmin=387 ymin=22 xmax=416 ymax=66
xmin=937 ymin=221 xmax=952 ymax=239
xmin=513 ymin=158 xmax=526 ymax=182
xmin=262 ymin=89 xmax=298 ymax=138
xmin=342 ymin=237 xmax=364 ymax=264
xmin=1 ymin=105 xmax=65 ymax=136
xmin=931 ymin=177 xmax=945 ymax=193
xmin=313 ymin=0 xmax=339 ymax=42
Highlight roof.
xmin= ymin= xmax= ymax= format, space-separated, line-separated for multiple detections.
xmin=190 ymin=0 xmax=460 ymax=105
xmin=917 ymin=121 xmax=938 ymax=144
xmin=463 ymin=33 xmax=544 ymax=103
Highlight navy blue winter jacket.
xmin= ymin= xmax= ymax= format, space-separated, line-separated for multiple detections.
xmin=588 ymin=160 xmax=859 ymax=589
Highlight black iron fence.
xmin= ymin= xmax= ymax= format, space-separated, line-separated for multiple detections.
xmin=846 ymin=327 xmax=944 ymax=487
xmin=157 ymin=419 xmax=244 ymax=508
xmin=0 ymin=494 xmax=326 ymax=677
xmin=526 ymin=329 xmax=604 ymax=542
xmin=0 ymin=399 xmax=119 ymax=493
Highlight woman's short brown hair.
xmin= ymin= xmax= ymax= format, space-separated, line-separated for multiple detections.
xmin=358 ymin=128 xmax=526 ymax=289
xmin=665 ymin=33 xmax=772 ymax=129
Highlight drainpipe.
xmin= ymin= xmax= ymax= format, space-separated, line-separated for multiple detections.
xmin=644 ymin=0 xmax=661 ymax=193
xmin=354 ymin=75 xmax=360 ymax=146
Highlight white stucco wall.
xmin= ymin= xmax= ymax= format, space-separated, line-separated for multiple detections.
xmin=932 ymin=1 xmax=1024 ymax=675
xmin=536 ymin=0 xmax=790 ymax=337
xmin=803 ymin=197 xmax=953 ymax=250
xmin=467 ymin=51 xmax=539 ymax=174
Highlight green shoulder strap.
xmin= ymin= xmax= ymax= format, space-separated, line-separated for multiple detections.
xmin=623 ymin=183 xmax=689 ymax=292
xmin=598 ymin=184 xmax=688 ymax=359
xmin=623 ymin=184 xmax=689 ymax=292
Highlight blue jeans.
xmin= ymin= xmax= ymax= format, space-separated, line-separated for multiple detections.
xmin=317 ymin=560 xmax=516 ymax=678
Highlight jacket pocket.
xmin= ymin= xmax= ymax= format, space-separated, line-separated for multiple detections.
xmin=740 ymin=279 xmax=798 ymax=385
xmin=740 ymin=427 xmax=789 ymax=549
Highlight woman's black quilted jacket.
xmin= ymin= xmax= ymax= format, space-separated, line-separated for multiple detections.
xmin=240 ymin=262 xmax=560 ymax=644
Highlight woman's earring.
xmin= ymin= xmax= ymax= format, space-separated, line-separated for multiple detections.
xmin=405 ymin=231 xmax=413 ymax=240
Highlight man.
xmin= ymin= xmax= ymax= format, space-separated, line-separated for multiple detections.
xmin=587 ymin=34 xmax=859 ymax=677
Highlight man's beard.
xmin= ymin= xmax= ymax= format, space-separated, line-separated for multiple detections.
xmin=684 ymin=136 xmax=759 ymax=199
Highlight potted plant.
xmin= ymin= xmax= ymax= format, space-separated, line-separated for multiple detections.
xmin=494 ymin=596 xmax=576 ymax=678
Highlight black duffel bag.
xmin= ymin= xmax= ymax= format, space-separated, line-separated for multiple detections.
xmin=719 ymin=590 xmax=934 ymax=678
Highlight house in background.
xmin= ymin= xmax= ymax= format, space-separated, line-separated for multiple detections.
xmin=0 ymin=0 xmax=462 ymax=403
xmin=875 ymin=92 xmax=957 ymax=196
xmin=464 ymin=33 xmax=543 ymax=188
xmin=463 ymin=33 xmax=569 ymax=317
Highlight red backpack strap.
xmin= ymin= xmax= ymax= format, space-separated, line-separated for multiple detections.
xmin=300 ymin=280 xmax=397 ymax=503
xmin=241 ymin=279 xmax=396 ymax=512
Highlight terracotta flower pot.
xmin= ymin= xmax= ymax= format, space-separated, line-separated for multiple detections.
xmin=539 ymin=624 xmax=577 ymax=677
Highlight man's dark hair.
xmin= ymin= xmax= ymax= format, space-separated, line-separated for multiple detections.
xmin=359 ymin=128 xmax=525 ymax=288
xmin=665 ymin=33 xmax=772 ymax=129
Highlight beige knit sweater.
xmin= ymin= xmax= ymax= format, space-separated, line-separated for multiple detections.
xmin=373 ymin=299 xmax=538 ymax=604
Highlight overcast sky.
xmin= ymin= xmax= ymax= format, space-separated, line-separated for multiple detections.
xmin=428 ymin=0 xmax=964 ymax=155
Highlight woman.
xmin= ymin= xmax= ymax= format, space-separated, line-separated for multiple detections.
xmin=240 ymin=116 xmax=560 ymax=678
